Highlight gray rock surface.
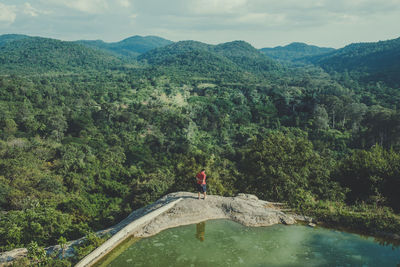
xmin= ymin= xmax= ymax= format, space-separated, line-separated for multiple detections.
xmin=132 ymin=192 xmax=296 ymax=237
xmin=0 ymin=248 xmax=27 ymax=265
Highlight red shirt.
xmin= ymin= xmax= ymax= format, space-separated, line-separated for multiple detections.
xmin=196 ymin=171 xmax=206 ymax=185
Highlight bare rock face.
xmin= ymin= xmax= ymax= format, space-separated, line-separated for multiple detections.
xmin=0 ymin=248 xmax=27 ymax=265
xmin=133 ymin=192 xmax=296 ymax=237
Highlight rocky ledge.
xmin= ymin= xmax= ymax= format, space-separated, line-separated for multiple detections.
xmin=133 ymin=192 xmax=296 ymax=237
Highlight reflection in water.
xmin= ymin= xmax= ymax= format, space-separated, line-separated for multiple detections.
xmin=107 ymin=220 xmax=400 ymax=267
xmin=196 ymin=221 xmax=206 ymax=242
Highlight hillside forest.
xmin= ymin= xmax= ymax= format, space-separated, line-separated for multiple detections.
xmin=1 ymin=34 xmax=400 ymax=264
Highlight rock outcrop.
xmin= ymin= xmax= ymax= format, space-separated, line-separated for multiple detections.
xmin=135 ymin=192 xmax=296 ymax=237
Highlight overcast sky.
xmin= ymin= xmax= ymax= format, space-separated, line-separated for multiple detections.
xmin=0 ymin=0 xmax=399 ymax=48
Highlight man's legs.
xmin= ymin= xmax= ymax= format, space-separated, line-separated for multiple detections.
xmin=198 ymin=192 xmax=201 ymax=199
xmin=203 ymin=191 xmax=206 ymax=200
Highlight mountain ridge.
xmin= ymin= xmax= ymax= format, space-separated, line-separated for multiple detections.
xmin=138 ymin=39 xmax=281 ymax=76
xmin=0 ymin=36 xmax=122 ymax=73
xmin=77 ymin=35 xmax=173 ymax=59
xmin=260 ymin=42 xmax=335 ymax=62
xmin=1 ymin=33 xmax=399 ymax=85
xmin=306 ymin=36 xmax=400 ymax=86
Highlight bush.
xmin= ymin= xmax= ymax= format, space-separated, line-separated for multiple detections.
xmin=73 ymin=231 xmax=108 ymax=261
xmin=27 ymin=241 xmax=46 ymax=262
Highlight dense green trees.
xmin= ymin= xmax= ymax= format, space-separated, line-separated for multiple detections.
xmin=336 ymin=146 xmax=400 ymax=210
xmin=0 ymin=37 xmax=121 ymax=74
xmin=238 ymin=131 xmax=343 ymax=203
xmin=138 ymin=40 xmax=281 ymax=80
xmin=0 ymin=35 xmax=400 ymax=264
xmin=307 ymin=37 xmax=400 ymax=86
xmin=260 ymin=42 xmax=334 ymax=62
xmin=1 ymin=65 xmax=400 ymax=253
xmin=78 ymin=35 xmax=173 ymax=60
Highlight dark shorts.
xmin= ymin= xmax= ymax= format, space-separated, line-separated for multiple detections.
xmin=196 ymin=184 xmax=207 ymax=193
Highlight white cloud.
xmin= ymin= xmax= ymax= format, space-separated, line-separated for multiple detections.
xmin=0 ymin=3 xmax=16 ymax=25
xmin=236 ymin=12 xmax=286 ymax=26
xmin=2 ymin=0 xmax=399 ymax=48
xmin=22 ymin=3 xmax=52 ymax=18
xmin=117 ymin=0 xmax=132 ymax=8
xmin=191 ymin=0 xmax=248 ymax=15
xmin=67 ymin=0 xmax=109 ymax=13
xmin=45 ymin=0 xmax=109 ymax=14
xmin=249 ymin=0 xmax=400 ymax=16
xmin=23 ymin=3 xmax=39 ymax=17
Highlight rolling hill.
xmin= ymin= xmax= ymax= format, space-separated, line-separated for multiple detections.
xmin=138 ymin=40 xmax=281 ymax=77
xmin=0 ymin=36 xmax=122 ymax=73
xmin=215 ymin=41 xmax=280 ymax=73
xmin=260 ymin=42 xmax=335 ymax=62
xmin=0 ymin=34 xmax=30 ymax=47
xmin=307 ymin=37 xmax=400 ymax=86
xmin=77 ymin=35 xmax=173 ymax=59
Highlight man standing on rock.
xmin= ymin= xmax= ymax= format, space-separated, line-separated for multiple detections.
xmin=196 ymin=169 xmax=207 ymax=200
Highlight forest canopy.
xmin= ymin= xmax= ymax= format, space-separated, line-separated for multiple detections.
xmin=1 ymin=34 xmax=400 ymax=255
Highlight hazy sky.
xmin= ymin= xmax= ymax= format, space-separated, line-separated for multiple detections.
xmin=0 ymin=0 xmax=399 ymax=48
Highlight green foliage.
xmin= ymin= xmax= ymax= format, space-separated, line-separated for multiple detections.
xmin=10 ymin=240 xmax=71 ymax=266
xmin=27 ymin=241 xmax=46 ymax=262
xmin=307 ymin=37 xmax=400 ymax=86
xmin=300 ymin=200 xmax=400 ymax=236
xmin=1 ymin=34 xmax=400 ymax=261
xmin=261 ymin=42 xmax=335 ymax=62
xmin=0 ymin=206 xmax=76 ymax=250
xmin=10 ymin=258 xmax=72 ymax=267
xmin=0 ymin=34 xmax=29 ymax=47
xmin=336 ymin=145 xmax=400 ymax=210
xmin=57 ymin=236 xmax=67 ymax=257
xmin=74 ymin=231 xmax=108 ymax=261
xmin=138 ymin=40 xmax=281 ymax=79
xmin=213 ymin=40 xmax=281 ymax=73
xmin=0 ymin=37 xmax=122 ymax=74
xmin=238 ymin=131 xmax=343 ymax=203
xmin=78 ymin=35 xmax=173 ymax=60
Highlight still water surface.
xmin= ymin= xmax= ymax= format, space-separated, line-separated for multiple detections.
xmin=107 ymin=219 xmax=400 ymax=267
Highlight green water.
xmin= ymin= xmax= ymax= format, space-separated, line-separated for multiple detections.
xmin=106 ymin=220 xmax=400 ymax=267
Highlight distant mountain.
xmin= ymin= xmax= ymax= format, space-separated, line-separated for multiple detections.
xmin=138 ymin=41 xmax=240 ymax=75
xmin=77 ymin=35 xmax=173 ymax=59
xmin=0 ymin=36 xmax=121 ymax=73
xmin=307 ymin=37 xmax=400 ymax=86
xmin=214 ymin=41 xmax=280 ymax=73
xmin=138 ymin=40 xmax=280 ymax=77
xmin=260 ymin=42 xmax=335 ymax=62
xmin=0 ymin=34 xmax=30 ymax=47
